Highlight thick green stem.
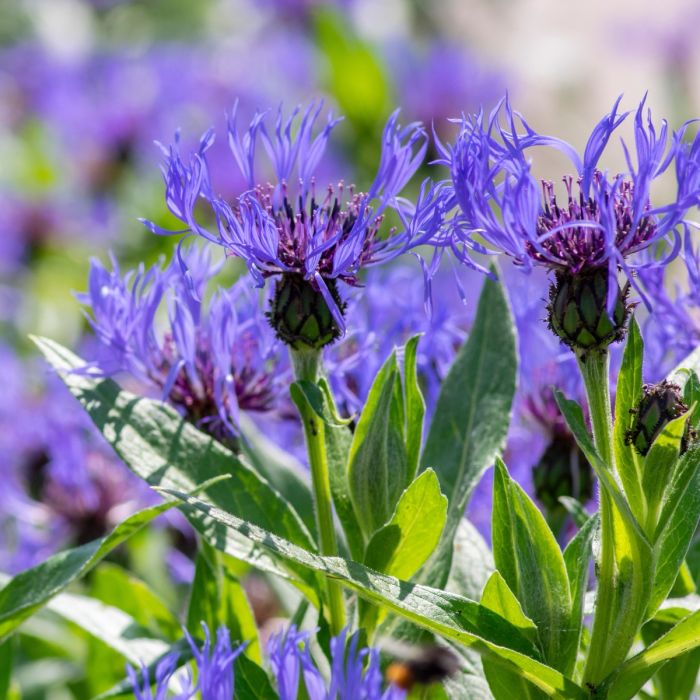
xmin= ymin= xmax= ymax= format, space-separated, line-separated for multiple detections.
xmin=290 ymin=347 xmax=346 ymax=635
xmin=577 ymin=352 xmax=617 ymax=691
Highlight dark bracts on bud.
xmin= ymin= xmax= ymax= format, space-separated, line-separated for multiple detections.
xmin=267 ymin=273 xmax=345 ymax=350
xmin=533 ymin=435 xmax=594 ymax=533
xmin=626 ymin=380 xmax=697 ymax=457
xmin=547 ymin=268 xmax=631 ymax=356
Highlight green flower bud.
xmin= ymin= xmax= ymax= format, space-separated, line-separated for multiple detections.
xmin=533 ymin=435 xmax=594 ymax=522
xmin=625 ymin=380 xmax=696 ymax=457
xmin=267 ymin=273 xmax=345 ymax=350
xmin=547 ymin=268 xmax=631 ymax=355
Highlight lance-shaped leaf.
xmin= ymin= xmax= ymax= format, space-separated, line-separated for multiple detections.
xmin=420 ymin=271 xmax=517 ymax=588
xmin=492 ymin=459 xmax=574 ymax=674
xmin=0 ymin=501 xmax=174 ymax=641
xmin=649 ymin=445 xmax=700 ymax=616
xmin=347 ymin=351 xmax=409 ymax=537
xmin=603 ymin=609 xmax=700 ymax=700
xmin=446 ymin=518 xmax=495 ymax=601
xmin=403 ymin=334 xmax=426 ymax=481
xmin=480 ymin=572 xmax=546 ymax=700
xmin=613 ymin=317 xmax=645 ymax=521
xmin=642 ymin=412 xmax=688 ymax=537
xmin=361 ymin=469 xmax=447 ymax=631
xmin=562 ymin=514 xmax=598 ymax=677
xmin=32 ymin=336 xmax=320 ymax=594
xmin=238 ymin=413 xmax=316 ymax=539
xmin=364 ymin=469 xmax=447 ymax=581
xmin=160 ymin=488 xmax=588 ymax=699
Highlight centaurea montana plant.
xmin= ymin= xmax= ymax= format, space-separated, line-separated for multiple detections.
xmin=9 ymin=95 xmax=700 ymax=700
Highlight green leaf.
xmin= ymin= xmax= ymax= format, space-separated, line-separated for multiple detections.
xmin=421 ymin=271 xmax=517 ymax=588
xmin=47 ymin=591 xmax=171 ymax=666
xmin=446 ymin=519 xmax=495 ymax=601
xmin=0 ymin=501 xmax=174 ymax=641
xmin=668 ymin=345 xmax=700 ymax=386
xmin=347 ymin=351 xmax=409 ymax=537
xmin=682 ymin=370 xmax=700 ymax=429
xmin=90 ymin=563 xmax=180 ymax=641
xmin=289 ymin=379 xmax=363 ymax=560
xmin=642 ymin=411 xmax=687 ymax=536
xmin=481 ymin=572 xmax=545 ymax=700
xmin=0 ymin=637 xmax=12 ymax=700
xmin=612 ymin=317 xmax=645 ymax=521
xmin=364 ymin=469 xmax=447 ymax=581
xmin=492 ymin=459 xmax=573 ymax=673
xmin=187 ymin=541 xmax=261 ymax=662
xmin=238 ymin=413 xmax=316 ymax=540
xmin=403 ymin=334 xmax=426 ymax=482
xmin=604 ymin=609 xmax=700 ymax=700
xmin=361 ymin=469 xmax=447 ymax=631
xmin=562 ymin=515 xmax=598 ymax=677
xmin=640 ymin=612 xmax=700 ymax=700
xmin=33 ymin=336 xmax=320 ymax=593
xmin=649 ymin=445 xmax=700 ymax=616
xmin=234 ymin=653 xmax=278 ymax=700
xmin=160 ymin=488 xmax=588 ymax=699
xmin=558 ymin=497 xmax=591 ymax=529
xmin=554 ymin=390 xmax=654 ymax=680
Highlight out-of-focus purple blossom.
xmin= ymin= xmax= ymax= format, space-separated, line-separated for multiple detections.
xmin=143 ymin=103 xmax=444 ymax=330
xmin=438 ymin=96 xmax=700 ymax=305
xmin=79 ymin=245 xmax=288 ymax=443
xmin=326 ymin=262 xmax=477 ymax=416
xmin=129 ymin=624 xmax=243 ymax=700
xmin=386 ymin=41 xmax=504 ymax=130
xmin=641 ymin=227 xmax=700 ymax=380
xmin=0 ymin=344 xmax=151 ymax=573
xmin=254 ymin=0 xmax=353 ymax=22
xmin=268 ymin=625 xmax=405 ymax=700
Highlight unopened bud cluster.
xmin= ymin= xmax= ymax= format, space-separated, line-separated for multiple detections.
xmin=267 ymin=273 xmax=345 ymax=351
xmin=547 ymin=268 xmax=631 ymax=356
xmin=625 ymin=380 xmax=696 ymax=456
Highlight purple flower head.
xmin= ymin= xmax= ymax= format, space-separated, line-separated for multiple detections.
xmin=439 ymin=96 xmax=700 ymax=304
xmin=128 ymin=623 xmax=244 ymax=699
xmin=143 ymin=103 xmax=443 ymax=332
xmin=641 ymin=225 xmax=700 ymax=380
xmin=268 ymin=625 xmax=405 ymax=700
xmin=78 ymin=245 xmax=288 ymax=444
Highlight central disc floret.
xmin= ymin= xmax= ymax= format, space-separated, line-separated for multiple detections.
xmin=530 ymin=175 xmax=656 ymax=273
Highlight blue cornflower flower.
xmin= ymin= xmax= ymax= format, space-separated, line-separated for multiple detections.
xmin=142 ymin=102 xmax=443 ymax=338
xmin=438 ymin=95 xmax=700 ymax=302
xmin=268 ymin=626 xmax=406 ymax=700
xmin=128 ymin=624 xmax=244 ymax=699
xmin=78 ymin=245 xmax=287 ymax=443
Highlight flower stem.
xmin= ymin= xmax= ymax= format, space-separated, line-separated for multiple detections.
xmin=577 ymin=351 xmax=617 ymax=690
xmin=290 ymin=347 xmax=346 ymax=636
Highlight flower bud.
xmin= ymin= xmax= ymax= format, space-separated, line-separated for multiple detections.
xmin=267 ymin=273 xmax=345 ymax=350
xmin=625 ymin=380 xmax=695 ymax=457
xmin=547 ymin=268 xmax=631 ymax=355
xmin=533 ymin=435 xmax=594 ymax=519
